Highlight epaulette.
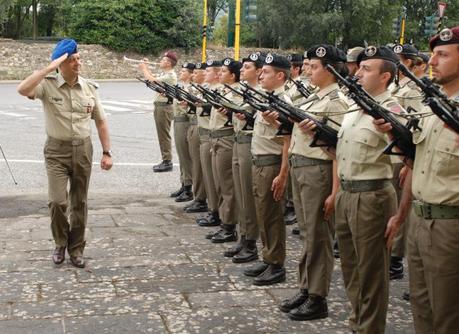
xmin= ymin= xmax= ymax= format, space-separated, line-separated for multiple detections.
xmin=407 ymin=80 xmax=418 ymax=90
xmin=328 ymin=89 xmax=341 ymax=100
xmin=86 ymin=79 xmax=99 ymax=89
xmin=44 ymin=73 xmax=58 ymax=80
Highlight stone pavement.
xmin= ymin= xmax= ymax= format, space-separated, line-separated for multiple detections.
xmin=0 ymin=194 xmax=415 ymax=334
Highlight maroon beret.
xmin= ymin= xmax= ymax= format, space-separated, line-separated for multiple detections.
xmin=164 ymin=51 xmax=178 ymax=65
xmin=429 ymin=26 xmax=459 ymax=51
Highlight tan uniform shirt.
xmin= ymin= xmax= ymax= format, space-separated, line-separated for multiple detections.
xmin=391 ymin=76 xmax=424 ymax=114
xmin=290 ymin=83 xmax=348 ymax=160
xmin=232 ymin=84 xmax=261 ymax=135
xmin=174 ymin=82 xmax=191 ymax=117
xmin=197 ymin=83 xmax=222 ymax=130
xmin=337 ymin=90 xmax=403 ymax=181
xmin=153 ymin=70 xmax=177 ymax=103
xmin=209 ymin=83 xmax=241 ymax=131
xmin=34 ymin=73 xmax=106 ymax=141
xmin=412 ymin=93 xmax=459 ymax=205
xmin=251 ymin=86 xmax=291 ymax=156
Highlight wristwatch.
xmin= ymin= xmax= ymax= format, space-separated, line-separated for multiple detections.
xmin=103 ymin=150 xmax=112 ymax=157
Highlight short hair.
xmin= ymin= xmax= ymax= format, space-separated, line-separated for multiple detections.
xmin=318 ymin=59 xmax=349 ymax=78
xmin=379 ymin=60 xmax=397 ymax=87
xmin=273 ymin=68 xmax=290 ymax=82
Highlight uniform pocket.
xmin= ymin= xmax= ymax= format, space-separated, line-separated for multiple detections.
xmin=352 ymin=127 xmax=380 ymax=162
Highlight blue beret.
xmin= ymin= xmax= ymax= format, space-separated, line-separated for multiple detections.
xmin=51 ymin=39 xmax=78 ymax=61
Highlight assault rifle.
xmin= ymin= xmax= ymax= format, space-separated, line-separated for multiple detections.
xmin=137 ymin=77 xmax=174 ymax=104
xmin=240 ymin=83 xmax=339 ymax=146
xmin=397 ymin=63 xmax=459 ymax=134
xmin=326 ymin=64 xmax=416 ymax=160
xmin=290 ymin=79 xmax=315 ymax=99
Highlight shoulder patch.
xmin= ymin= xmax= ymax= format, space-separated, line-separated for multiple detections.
xmin=386 ymin=101 xmax=404 ymax=114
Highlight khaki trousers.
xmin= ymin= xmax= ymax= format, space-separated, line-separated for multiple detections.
xmin=408 ymin=210 xmax=459 ymax=334
xmin=211 ymin=136 xmax=236 ymax=225
xmin=154 ymin=102 xmax=174 ymax=161
xmin=199 ymin=132 xmax=219 ymax=212
xmin=291 ymin=163 xmax=334 ymax=297
xmin=44 ymin=136 xmax=93 ymax=257
xmin=391 ymin=162 xmax=406 ymax=257
xmin=233 ymin=142 xmax=258 ymax=240
xmin=174 ymin=119 xmax=192 ymax=186
xmin=252 ymin=164 xmax=286 ymax=265
xmin=335 ymin=184 xmax=397 ymax=334
xmin=187 ymin=124 xmax=206 ymax=201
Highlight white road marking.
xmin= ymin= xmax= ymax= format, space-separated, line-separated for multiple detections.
xmin=0 ymin=111 xmax=27 ymax=117
xmin=127 ymin=100 xmax=152 ymax=104
xmin=2 ymin=159 xmax=179 ymax=167
xmin=102 ymin=105 xmax=131 ymax=112
xmin=102 ymin=100 xmax=143 ymax=107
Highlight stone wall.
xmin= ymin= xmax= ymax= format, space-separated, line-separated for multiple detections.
xmin=0 ymin=39 xmax=288 ymax=80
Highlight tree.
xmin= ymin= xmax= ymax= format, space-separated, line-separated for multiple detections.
xmin=68 ymin=0 xmax=201 ymax=53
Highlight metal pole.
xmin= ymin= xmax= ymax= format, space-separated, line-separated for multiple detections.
xmin=0 ymin=143 xmax=18 ymax=185
xmin=399 ymin=9 xmax=407 ymax=44
xmin=202 ymin=0 xmax=208 ymax=62
xmin=234 ymin=0 xmax=241 ymax=60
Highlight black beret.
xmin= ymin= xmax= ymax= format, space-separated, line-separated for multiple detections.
xmin=242 ymin=53 xmax=264 ymax=68
xmin=182 ymin=63 xmax=195 ymax=70
xmin=263 ymin=53 xmax=291 ymax=70
xmin=305 ymin=44 xmax=346 ymax=63
xmin=417 ymin=52 xmax=430 ymax=64
xmin=287 ymin=53 xmax=303 ymax=64
xmin=392 ymin=44 xmax=419 ymax=59
xmin=206 ymin=60 xmax=222 ymax=67
xmin=195 ymin=62 xmax=207 ymax=70
xmin=222 ymin=57 xmax=243 ymax=75
xmin=357 ymin=46 xmax=399 ymax=64
xmin=429 ymin=26 xmax=459 ymax=50
xmin=51 ymin=39 xmax=78 ymax=60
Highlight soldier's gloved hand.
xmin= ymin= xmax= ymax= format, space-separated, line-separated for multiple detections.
xmin=101 ymin=155 xmax=113 ymax=171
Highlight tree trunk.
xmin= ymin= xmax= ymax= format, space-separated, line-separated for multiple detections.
xmin=32 ymin=0 xmax=38 ymax=39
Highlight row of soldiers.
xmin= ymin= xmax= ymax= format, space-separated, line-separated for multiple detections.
xmin=140 ymin=26 xmax=459 ymax=334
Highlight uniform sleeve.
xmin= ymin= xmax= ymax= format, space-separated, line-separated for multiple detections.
xmin=156 ymin=72 xmax=177 ymax=85
xmin=91 ymin=88 xmax=106 ymax=121
xmin=33 ymin=82 xmax=45 ymax=100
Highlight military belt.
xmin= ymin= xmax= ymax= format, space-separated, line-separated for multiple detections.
xmin=47 ymin=136 xmax=91 ymax=147
xmin=289 ymin=154 xmax=332 ymax=168
xmin=235 ymin=133 xmax=252 ymax=144
xmin=198 ymin=127 xmax=211 ymax=137
xmin=174 ymin=115 xmax=189 ymax=123
xmin=209 ymin=128 xmax=234 ymax=139
xmin=340 ymin=179 xmax=391 ymax=193
xmin=412 ymin=200 xmax=459 ymax=220
xmin=252 ymin=154 xmax=282 ymax=167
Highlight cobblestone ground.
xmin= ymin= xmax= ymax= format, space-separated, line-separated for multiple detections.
xmin=0 ymin=194 xmax=415 ymax=334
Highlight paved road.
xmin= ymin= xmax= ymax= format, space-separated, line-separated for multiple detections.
xmin=0 ymin=81 xmax=181 ymax=198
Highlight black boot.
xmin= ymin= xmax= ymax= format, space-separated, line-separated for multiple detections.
xmin=223 ymin=236 xmax=245 ymax=257
xmin=279 ymin=289 xmax=309 ymax=313
xmin=402 ymin=291 xmax=410 ymax=301
xmin=184 ymin=199 xmax=208 ymax=213
xmin=292 ymin=226 xmax=300 ymax=235
xmin=175 ymin=185 xmax=193 ymax=202
xmin=389 ymin=256 xmax=404 ymax=280
xmin=211 ymin=224 xmax=237 ymax=243
xmin=170 ymin=184 xmax=185 ymax=197
xmin=288 ymin=294 xmax=328 ymax=321
xmin=197 ymin=211 xmax=221 ymax=227
xmin=253 ymin=263 xmax=286 ymax=286
xmin=243 ymin=261 xmax=269 ymax=277
xmin=232 ymin=239 xmax=258 ymax=263
xmin=284 ymin=206 xmax=297 ymax=225
xmin=153 ymin=160 xmax=173 ymax=172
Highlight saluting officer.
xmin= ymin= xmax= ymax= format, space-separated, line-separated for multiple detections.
xmin=17 ymin=39 xmax=113 ymax=268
